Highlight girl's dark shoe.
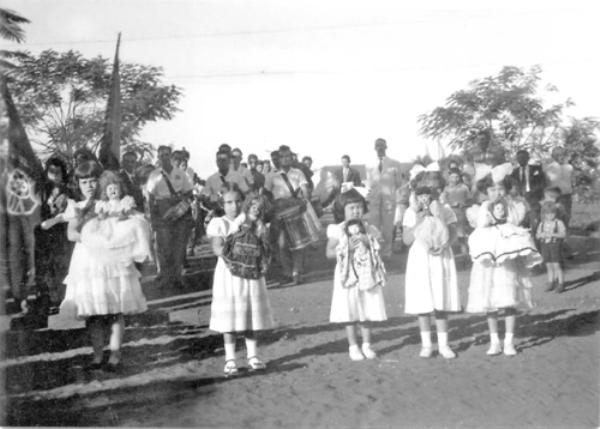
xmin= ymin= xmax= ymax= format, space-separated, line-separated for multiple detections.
xmin=84 ymin=361 xmax=103 ymax=371
xmin=103 ymin=361 xmax=122 ymax=373
xmin=545 ymin=280 xmax=556 ymax=292
xmin=555 ymin=283 xmax=565 ymax=293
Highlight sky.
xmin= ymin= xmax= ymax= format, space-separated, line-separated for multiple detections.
xmin=3 ymin=0 xmax=599 ymax=177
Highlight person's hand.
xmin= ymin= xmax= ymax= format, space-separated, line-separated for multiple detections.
xmin=429 ymin=246 xmax=442 ymax=255
xmin=349 ymin=235 xmax=362 ymax=250
xmin=256 ymin=219 xmax=267 ymax=236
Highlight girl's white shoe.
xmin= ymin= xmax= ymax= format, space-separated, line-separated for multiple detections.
xmin=438 ymin=346 xmax=456 ymax=359
xmin=486 ymin=342 xmax=502 ymax=356
xmin=503 ymin=341 xmax=517 ymax=356
xmin=361 ymin=343 xmax=377 ymax=359
xmin=349 ymin=345 xmax=365 ymax=361
xmin=419 ymin=347 xmax=433 ymax=358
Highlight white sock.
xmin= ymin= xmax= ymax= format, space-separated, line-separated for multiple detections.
xmin=504 ymin=333 xmax=514 ymax=344
xmin=420 ymin=331 xmax=432 ymax=348
xmin=224 ymin=342 xmax=236 ymax=361
xmin=437 ymin=331 xmax=449 ymax=348
xmin=245 ymin=337 xmax=258 ymax=358
xmin=490 ymin=332 xmax=500 ymax=344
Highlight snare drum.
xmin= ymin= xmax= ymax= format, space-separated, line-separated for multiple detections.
xmin=275 ymin=199 xmax=323 ymax=250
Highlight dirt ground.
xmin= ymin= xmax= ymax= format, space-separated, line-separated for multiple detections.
xmin=2 ymin=237 xmax=599 ymax=428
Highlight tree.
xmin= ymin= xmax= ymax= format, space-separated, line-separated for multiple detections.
xmin=418 ymin=65 xmax=572 ymax=158
xmin=6 ymin=49 xmax=181 ymax=161
xmin=0 ymin=8 xmax=30 ymax=73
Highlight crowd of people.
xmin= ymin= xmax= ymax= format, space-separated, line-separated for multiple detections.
xmin=26 ymin=136 xmax=578 ymax=374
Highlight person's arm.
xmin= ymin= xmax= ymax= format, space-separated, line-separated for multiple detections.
xmin=554 ymin=220 xmax=567 ymax=239
xmin=535 ymin=222 xmax=544 ymax=240
xmin=210 ymin=236 xmax=225 ymax=257
xmin=402 ymin=209 xmax=423 ymax=246
xmin=326 ymin=237 xmax=339 ymax=259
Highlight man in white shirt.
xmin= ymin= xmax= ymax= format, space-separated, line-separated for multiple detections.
xmin=146 ymin=145 xmax=194 ymax=289
xmin=545 ymin=147 xmax=574 ymax=225
xmin=264 ymin=145 xmax=310 ymax=285
xmin=202 ymin=150 xmax=250 ymax=204
xmin=366 ymin=138 xmax=409 ymax=259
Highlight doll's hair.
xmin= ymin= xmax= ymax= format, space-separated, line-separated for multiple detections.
xmin=337 ymin=188 xmax=368 ymax=214
xmin=541 ymin=201 xmax=559 ymax=216
xmin=344 ymin=218 xmax=366 ymax=236
xmin=488 ymin=197 xmax=508 ymax=220
xmin=98 ymin=170 xmax=124 ymax=201
xmin=242 ymin=192 xmax=265 ymax=220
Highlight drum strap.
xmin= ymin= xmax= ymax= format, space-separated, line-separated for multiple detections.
xmin=161 ymin=170 xmax=179 ymax=197
xmin=280 ymin=172 xmax=298 ymax=198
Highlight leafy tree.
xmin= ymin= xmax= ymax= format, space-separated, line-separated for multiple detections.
xmin=0 ymin=8 xmax=30 ymax=73
xmin=6 ymin=49 xmax=181 ymax=161
xmin=418 ymin=65 xmax=572 ymax=158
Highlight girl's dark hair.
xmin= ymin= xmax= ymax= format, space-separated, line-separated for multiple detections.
xmin=415 ymin=186 xmax=433 ymax=196
xmin=337 ymin=188 xmax=368 ymax=214
xmin=45 ymin=156 xmax=69 ymax=183
xmin=218 ymin=182 xmax=244 ymax=206
xmin=98 ymin=170 xmax=123 ymax=201
xmin=488 ymin=197 xmax=508 ymax=220
xmin=448 ymin=168 xmax=462 ymax=177
xmin=74 ymin=160 xmax=103 ymax=180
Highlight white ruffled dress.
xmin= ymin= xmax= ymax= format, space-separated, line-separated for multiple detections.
xmin=403 ymin=205 xmax=462 ymax=315
xmin=466 ymin=200 xmax=542 ymax=313
xmin=328 ymin=222 xmax=388 ymax=323
xmin=207 ymin=216 xmax=274 ymax=333
xmin=60 ymin=199 xmax=151 ymax=319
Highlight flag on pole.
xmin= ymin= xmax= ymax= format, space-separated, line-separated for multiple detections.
xmin=0 ymin=76 xmax=44 ymax=306
xmin=98 ymin=32 xmax=122 ymax=171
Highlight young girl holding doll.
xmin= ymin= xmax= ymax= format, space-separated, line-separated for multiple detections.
xmin=207 ymin=185 xmax=274 ymax=376
xmin=326 ymin=188 xmax=387 ymax=361
xmin=466 ymin=173 xmax=542 ymax=356
xmin=403 ymin=184 xmax=461 ymax=359
xmin=60 ymin=164 xmax=150 ymax=371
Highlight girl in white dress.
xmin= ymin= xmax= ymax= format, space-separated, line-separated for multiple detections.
xmin=207 ymin=184 xmax=274 ymax=376
xmin=60 ymin=163 xmax=150 ymax=371
xmin=326 ymin=189 xmax=387 ymax=361
xmin=466 ymin=174 xmax=541 ymax=356
xmin=403 ymin=186 xmax=461 ymax=359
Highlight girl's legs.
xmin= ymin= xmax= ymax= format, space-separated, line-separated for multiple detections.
xmin=107 ymin=315 xmax=125 ymax=365
xmin=359 ymin=323 xmax=376 ymax=359
xmin=434 ymin=312 xmax=456 ymax=359
xmin=346 ymin=324 xmax=364 ymax=361
xmin=88 ymin=316 xmax=105 ymax=365
xmin=223 ymin=332 xmax=239 ymax=374
xmin=486 ymin=311 xmax=502 ymax=355
xmin=418 ymin=315 xmax=433 ymax=358
xmin=503 ymin=308 xmax=517 ymax=356
xmin=245 ymin=331 xmax=266 ymax=369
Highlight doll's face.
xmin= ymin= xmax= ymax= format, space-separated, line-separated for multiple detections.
xmin=344 ymin=202 xmax=364 ymax=221
xmin=247 ymin=200 xmax=261 ymax=221
xmin=492 ymin=202 xmax=506 ymax=219
xmin=223 ymin=191 xmax=242 ymax=218
xmin=416 ymin=193 xmax=432 ymax=209
xmin=106 ymin=183 xmax=122 ymax=200
xmin=347 ymin=223 xmax=361 ymax=236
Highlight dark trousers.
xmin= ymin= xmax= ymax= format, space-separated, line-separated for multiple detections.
xmin=154 ymin=216 xmax=193 ymax=286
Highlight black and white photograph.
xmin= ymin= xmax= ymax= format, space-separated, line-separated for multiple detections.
xmin=0 ymin=0 xmax=599 ymax=427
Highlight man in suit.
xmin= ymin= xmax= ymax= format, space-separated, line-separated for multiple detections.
xmin=511 ymin=149 xmax=546 ymax=229
xmin=366 ymin=138 xmax=409 ymax=259
xmin=335 ymin=154 xmax=362 ymax=187
xmin=119 ymin=151 xmax=144 ymax=211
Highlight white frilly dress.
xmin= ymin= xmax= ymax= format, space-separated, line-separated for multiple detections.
xmin=403 ymin=205 xmax=461 ymax=315
xmin=328 ymin=222 xmax=388 ymax=323
xmin=207 ymin=216 xmax=274 ymax=333
xmin=466 ymin=199 xmax=542 ymax=313
xmin=60 ymin=198 xmax=151 ymax=320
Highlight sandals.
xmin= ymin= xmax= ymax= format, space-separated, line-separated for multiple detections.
xmin=247 ymin=356 xmax=267 ymax=371
xmin=223 ymin=360 xmax=240 ymax=377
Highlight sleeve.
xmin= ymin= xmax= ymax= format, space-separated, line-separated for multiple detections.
xmin=326 ymin=223 xmax=343 ymax=241
xmin=264 ymin=173 xmax=274 ymax=192
xmin=442 ymin=204 xmax=457 ymax=225
xmin=402 ymin=207 xmax=417 ymax=228
xmin=145 ymin=172 xmax=157 ymax=195
xmin=206 ymin=217 xmax=224 ymax=238
xmin=236 ymin=174 xmax=250 ymax=194
xmin=295 ymin=169 xmax=308 ymax=187
xmin=366 ymin=224 xmax=382 ymax=241
xmin=62 ymin=199 xmax=80 ymax=220
xmin=476 ymin=201 xmax=492 ymax=228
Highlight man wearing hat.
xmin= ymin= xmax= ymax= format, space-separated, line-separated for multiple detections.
xmin=366 ymin=138 xmax=409 ymax=259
